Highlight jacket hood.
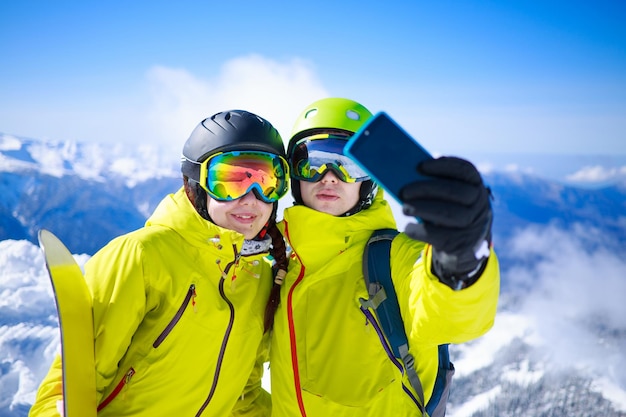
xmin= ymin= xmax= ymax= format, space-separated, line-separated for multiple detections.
xmin=146 ymin=187 xmax=249 ymax=249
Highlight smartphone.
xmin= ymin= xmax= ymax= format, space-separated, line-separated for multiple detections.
xmin=344 ymin=111 xmax=433 ymax=205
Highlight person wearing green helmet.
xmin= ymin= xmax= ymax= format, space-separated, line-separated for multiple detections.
xmin=30 ymin=110 xmax=289 ymax=417
xmin=268 ymin=98 xmax=500 ymax=416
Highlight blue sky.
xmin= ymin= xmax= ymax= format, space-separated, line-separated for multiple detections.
xmin=1 ymin=0 xmax=625 ymax=158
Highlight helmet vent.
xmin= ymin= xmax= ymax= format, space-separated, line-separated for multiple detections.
xmin=304 ymin=108 xmax=318 ymax=119
xmin=346 ymin=109 xmax=360 ymax=121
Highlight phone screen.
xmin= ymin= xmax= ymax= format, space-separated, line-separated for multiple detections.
xmin=344 ymin=112 xmax=433 ymax=204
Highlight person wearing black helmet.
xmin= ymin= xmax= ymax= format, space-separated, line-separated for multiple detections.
xmin=268 ymin=98 xmax=500 ymax=417
xmin=30 ymin=110 xmax=289 ymax=417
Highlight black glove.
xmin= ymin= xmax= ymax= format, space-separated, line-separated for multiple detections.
xmin=401 ymin=156 xmax=492 ymax=290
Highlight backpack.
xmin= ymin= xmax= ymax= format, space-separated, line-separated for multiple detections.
xmin=359 ymin=228 xmax=455 ymax=417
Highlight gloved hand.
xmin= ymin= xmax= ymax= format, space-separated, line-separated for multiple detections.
xmin=401 ymin=156 xmax=492 ymax=290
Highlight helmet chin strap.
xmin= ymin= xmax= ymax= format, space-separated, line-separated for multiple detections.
xmin=340 ymin=181 xmax=377 ymax=217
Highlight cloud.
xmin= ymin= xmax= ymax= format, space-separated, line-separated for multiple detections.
xmin=507 ymin=224 xmax=626 ymax=384
xmin=1 ymin=55 xmax=329 ymax=155
xmin=144 ymin=54 xmax=329 ymax=153
xmin=566 ymin=165 xmax=626 ymax=183
xmin=451 ymin=222 xmax=626 ymax=412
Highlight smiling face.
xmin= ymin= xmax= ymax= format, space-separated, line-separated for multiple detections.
xmin=207 ymin=191 xmax=274 ymax=239
xmin=299 ymin=171 xmax=361 ymax=216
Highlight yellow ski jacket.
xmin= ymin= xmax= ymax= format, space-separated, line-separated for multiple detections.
xmin=30 ymin=187 xmax=273 ymax=417
xmin=270 ymin=190 xmax=500 ymax=416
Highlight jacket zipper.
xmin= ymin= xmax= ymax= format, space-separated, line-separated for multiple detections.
xmin=96 ymin=245 xmax=243 ymax=414
xmin=195 ymin=245 xmax=239 ymax=416
xmin=360 ymin=307 xmax=421 ymax=408
xmin=97 ymin=367 xmax=135 ymax=411
xmin=283 ymin=220 xmax=309 ymax=417
xmin=97 ymin=284 xmax=196 ymax=410
xmin=153 ymin=284 xmax=197 ymax=348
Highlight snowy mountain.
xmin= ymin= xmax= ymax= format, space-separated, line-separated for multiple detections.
xmin=0 ymin=133 xmax=181 ymax=254
xmin=1 ymin=132 xmax=625 ymax=416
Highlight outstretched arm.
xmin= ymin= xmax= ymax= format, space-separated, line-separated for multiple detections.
xmin=393 ymin=156 xmax=499 ymax=344
xmin=402 ymin=156 xmax=493 ymax=290
xmin=392 ymin=233 xmax=499 ymax=346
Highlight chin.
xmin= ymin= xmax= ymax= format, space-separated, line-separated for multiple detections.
xmin=314 ymin=204 xmax=345 ymax=216
xmin=242 ymin=228 xmax=261 ymax=240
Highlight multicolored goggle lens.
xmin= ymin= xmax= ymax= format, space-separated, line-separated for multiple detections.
xmin=290 ymin=134 xmax=370 ymax=183
xmin=199 ymin=151 xmax=289 ymax=203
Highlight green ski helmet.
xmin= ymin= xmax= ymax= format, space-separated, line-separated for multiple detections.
xmin=287 ymin=97 xmax=377 ymax=216
xmin=181 ymin=110 xmax=287 ymax=220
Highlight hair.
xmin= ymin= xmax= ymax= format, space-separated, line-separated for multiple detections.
xmin=264 ymin=221 xmax=288 ymax=333
xmin=183 ymin=176 xmax=211 ymax=220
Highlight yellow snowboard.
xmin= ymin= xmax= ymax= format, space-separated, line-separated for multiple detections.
xmin=38 ymin=229 xmax=97 ymax=417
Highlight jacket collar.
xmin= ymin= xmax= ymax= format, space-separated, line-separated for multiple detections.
xmin=281 ymin=189 xmax=396 ymax=265
xmin=146 ymin=187 xmax=250 ymax=252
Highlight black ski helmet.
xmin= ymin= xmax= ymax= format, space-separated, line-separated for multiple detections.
xmin=181 ymin=110 xmax=286 ymax=220
xmin=287 ymin=98 xmax=377 ymax=216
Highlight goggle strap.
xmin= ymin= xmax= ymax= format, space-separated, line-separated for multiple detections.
xmin=181 ymin=157 xmax=201 ymax=182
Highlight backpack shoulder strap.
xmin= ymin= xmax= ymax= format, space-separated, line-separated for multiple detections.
xmin=361 ymin=229 xmax=426 ymax=411
xmin=361 ymin=228 xmax=403 ymax=355
xmin=361 ymin=229 xmax=454 ymax=417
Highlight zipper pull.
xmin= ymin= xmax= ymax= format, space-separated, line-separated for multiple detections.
xmin=191 ymin=284 xmax=197 ymax=313
xmin=230 ymin=272 xmax=237 ymax=292
xmin=361 ymin=307 xmax=372 ymax=333
xmin=230 ymin=254 xmax=241 ymax=292
xmin=121 ymin=368 xmax=136 ymax=400
xmin=216 ymin=259 xmax=228 ymax=280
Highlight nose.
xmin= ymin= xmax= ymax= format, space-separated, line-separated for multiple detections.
xmin=320 ymin=171 xmax=340 ymax=183
xmin=239 ymin=191 xmax=258 ymax=204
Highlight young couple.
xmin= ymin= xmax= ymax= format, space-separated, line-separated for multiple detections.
xmin=30 ymin=98 xmax=499 ymax=417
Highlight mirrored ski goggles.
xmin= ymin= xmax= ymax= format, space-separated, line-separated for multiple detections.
xmin=290 ymin=134 xmax=370 ymax=183
xmin=199 ymin=151 xmax=289 ymax=203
